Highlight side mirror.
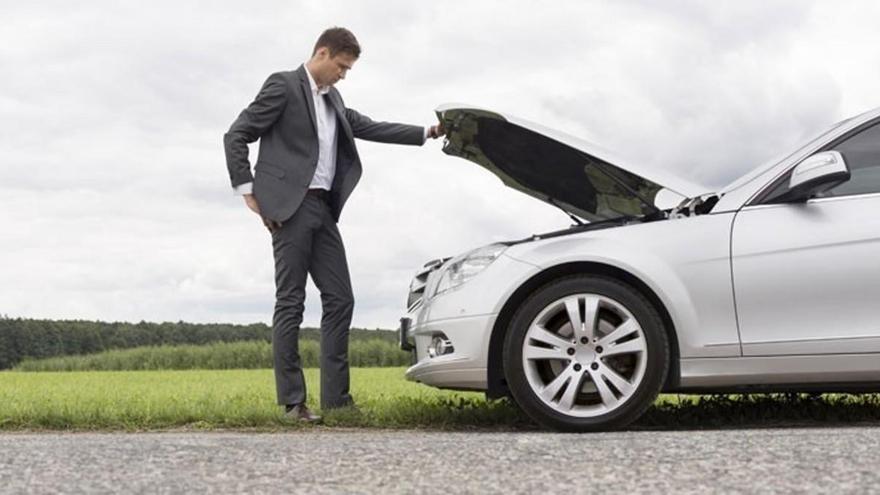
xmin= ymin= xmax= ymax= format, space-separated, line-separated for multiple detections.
xmin=786 ymin=151 xmax=851 ymax=202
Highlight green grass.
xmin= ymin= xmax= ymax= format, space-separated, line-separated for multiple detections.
xmin=0 ymin=367 xmax=524 ymax=430
xmin=4 ymin=368 xmax=880 ymax=431
xmin=14 ymin=340 xmax=410 ymax=372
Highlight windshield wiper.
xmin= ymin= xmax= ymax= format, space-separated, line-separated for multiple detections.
xmin=511 ymin=214 xmax=639 ymax=245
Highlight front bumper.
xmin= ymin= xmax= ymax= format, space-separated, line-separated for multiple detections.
xmin=401 ymin=313 xmax=496 ymax=391
xmin=398 ymin=252 xmax=539 ymax=392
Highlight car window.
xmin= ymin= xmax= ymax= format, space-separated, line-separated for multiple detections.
xmin=761 ymin=121 xmax=880 ymax=203
xmin=819 ymin=122 xmax=880 ymax=197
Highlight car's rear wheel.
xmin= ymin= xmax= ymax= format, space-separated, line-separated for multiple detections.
xmin=503 ymin=275 xmax=669 ymax=431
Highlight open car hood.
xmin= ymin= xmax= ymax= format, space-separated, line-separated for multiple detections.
xmin=437 ymin=104 xmax=709 ymax=222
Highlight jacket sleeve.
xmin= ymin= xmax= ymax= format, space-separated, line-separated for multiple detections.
xmin=344 ymin=107 xmax=426 ymax=146
xmin=223 ymin=73 xmax=288 ymax=189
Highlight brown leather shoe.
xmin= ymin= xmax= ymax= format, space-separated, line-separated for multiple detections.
xmin=283 ymin=404 xmax=322 ymax=423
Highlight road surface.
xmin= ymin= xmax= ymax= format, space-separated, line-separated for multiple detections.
xmin=1 ymin=428 xmax=877 ymax=493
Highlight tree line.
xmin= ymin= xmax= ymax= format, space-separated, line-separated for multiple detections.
xmin=0 ymin=317 xmax=398 ymax=370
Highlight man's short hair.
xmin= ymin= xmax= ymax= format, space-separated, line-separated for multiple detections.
xmin=312 ymin=27 xmax=361 ymax=58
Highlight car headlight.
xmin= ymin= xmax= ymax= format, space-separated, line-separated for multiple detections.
xmin=433 ymin=243 xmax=508 ymax=296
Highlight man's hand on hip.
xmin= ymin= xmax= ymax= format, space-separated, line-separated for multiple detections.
xmin=244 ymin=193 xmax=261 ymax=215
xmin=244 ymin=194 xmax=281 ymax=233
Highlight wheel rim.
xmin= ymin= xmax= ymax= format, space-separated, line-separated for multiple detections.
xmin=521 ymin=293 xmax=648 ymax=417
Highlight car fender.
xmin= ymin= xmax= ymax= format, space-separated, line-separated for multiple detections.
xmin=502 ymin=214 xmax=741 ymax=359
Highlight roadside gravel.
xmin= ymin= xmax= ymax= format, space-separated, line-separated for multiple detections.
xmin=2 ymin=427 xmax=877 ymax=493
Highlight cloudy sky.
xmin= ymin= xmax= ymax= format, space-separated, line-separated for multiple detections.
xmin=2 ymin=1 xmax=878 ymax=328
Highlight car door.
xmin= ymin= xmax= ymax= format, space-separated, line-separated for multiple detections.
xmin=731 ymin=120 xmax=880 ymax=356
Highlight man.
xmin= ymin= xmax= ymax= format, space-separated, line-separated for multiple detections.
xmin=223 ymin=27 xmax=444 ymax=422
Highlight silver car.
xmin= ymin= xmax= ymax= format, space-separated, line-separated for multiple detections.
xmin=399 ymin=104 xmax=880 ymax=431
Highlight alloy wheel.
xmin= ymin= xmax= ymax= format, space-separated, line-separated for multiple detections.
xmin=521 ymin=293 xmax=648 ymax=417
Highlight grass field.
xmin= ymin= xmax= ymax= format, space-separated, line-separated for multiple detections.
xmin=13 ymin=340 xmax=409 ymax=371
xmin=0 ymin=368 xmax=524 ymax=430
xmin=4 ymin=368 xmax=880 ymax=431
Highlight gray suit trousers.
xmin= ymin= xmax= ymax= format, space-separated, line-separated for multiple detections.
xmin=271 ymin=192 xmax=354 ymax=409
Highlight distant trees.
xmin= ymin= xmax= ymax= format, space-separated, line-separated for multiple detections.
xmin=0 ymin=316 xmax=398 ymax=370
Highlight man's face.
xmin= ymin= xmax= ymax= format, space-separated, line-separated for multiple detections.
xmin=313 ymin=48 xmax=357 ymax=87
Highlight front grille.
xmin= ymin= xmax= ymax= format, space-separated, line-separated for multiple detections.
xmin=406 ymin=258 xmax=448 ymax=311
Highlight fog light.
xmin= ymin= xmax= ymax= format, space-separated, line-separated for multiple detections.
xmin=427 ymin=334 xmax=454 ymax=358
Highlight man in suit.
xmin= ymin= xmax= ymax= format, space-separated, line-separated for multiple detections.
xmin=224 ymin=27 xmax=444 ymax=422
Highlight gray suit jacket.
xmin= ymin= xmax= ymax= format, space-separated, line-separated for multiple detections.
xmin=224 ymin=65 xmax=425 ymax=223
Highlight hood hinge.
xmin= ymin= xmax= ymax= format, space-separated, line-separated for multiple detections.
xmin=669 ymin=194 xmax=719 ymax=219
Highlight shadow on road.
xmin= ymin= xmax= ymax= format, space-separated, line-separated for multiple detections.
xmin=348 ymin=393 xmax=880 ymax=432
xmin=633 ymin=393 xmax=880 ymax=431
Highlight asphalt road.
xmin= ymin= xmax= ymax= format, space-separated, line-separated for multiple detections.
xmin=1 ymin=428 xmax=878 ymax=494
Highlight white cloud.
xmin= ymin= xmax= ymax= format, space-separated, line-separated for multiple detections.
xmin=2 ymin=0 xmax=879 ymax=328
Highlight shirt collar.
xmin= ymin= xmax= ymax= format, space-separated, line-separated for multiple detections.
xmin=304 ymin=63 xmax=331 ymax=96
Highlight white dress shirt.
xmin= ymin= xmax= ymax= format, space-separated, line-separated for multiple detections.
xmin=234 ymin=66 xmax=431 ymax=196
xmin=304 ymin=65 xmax=337 ymax=191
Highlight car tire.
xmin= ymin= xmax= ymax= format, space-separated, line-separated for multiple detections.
xmin=503 ymin=275 xmax=669 ymax=432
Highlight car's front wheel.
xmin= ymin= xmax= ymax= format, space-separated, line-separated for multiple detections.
xmin=503 ymin=275 xmax=669 ymax=431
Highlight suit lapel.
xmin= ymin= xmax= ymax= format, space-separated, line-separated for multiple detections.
xmin=327 ymin=90 xmax=354 ymax=142
xmin=297 ymin=65 xmax=318 ymax=134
